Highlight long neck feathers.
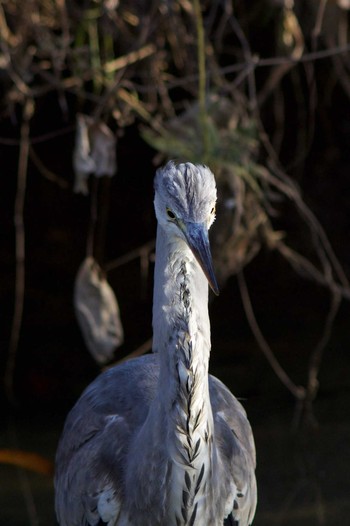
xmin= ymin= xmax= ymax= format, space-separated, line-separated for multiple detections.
xmin=152 ymin=225 xmax=215 ymax=524
xmin=125 ymin=225 xmax=217 ymax=525
xmin=153 ymin=225 xmax=211 ymax=406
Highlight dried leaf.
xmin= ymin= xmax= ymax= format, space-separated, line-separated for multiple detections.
xmin=90 ymin=121 xmax=117 ymax=177
xmin=73 ymin=114 xmax=117 ymax=195
xmin=337 ymin=0 xmax=350 ymax=9
xmin=73 ymin=114 xmax=95 ymax=195
xmin=74 ymin=257 xmax=124 ymax=364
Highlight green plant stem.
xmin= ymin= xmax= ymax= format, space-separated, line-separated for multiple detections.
xmin=193 ymin=0 xmax=209 ymax=160
xmin=88 ymin=12 xmax=102 ymax=94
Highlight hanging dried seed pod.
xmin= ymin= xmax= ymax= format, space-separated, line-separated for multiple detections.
xmin=74 ymin=257 xmax=124 ymax=364
xmin=73 ymin=114 xmax=117 ymax=195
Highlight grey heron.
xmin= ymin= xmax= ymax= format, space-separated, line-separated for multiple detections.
xmin=55 ymin=161 xmax=257 ymax=525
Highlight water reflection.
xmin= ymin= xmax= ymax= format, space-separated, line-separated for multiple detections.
xmin=1 ymin=365 xmax=350 ymax=525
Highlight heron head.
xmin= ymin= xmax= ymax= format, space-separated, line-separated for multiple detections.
xmin=154 ymin=161 xmax=219 ymax=295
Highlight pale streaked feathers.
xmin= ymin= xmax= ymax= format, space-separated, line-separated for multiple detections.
xmin=55 ymin=161 xmax=257 ymax=525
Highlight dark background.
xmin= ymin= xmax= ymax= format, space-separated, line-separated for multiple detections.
xmin=1 ymin=1 xmax=350 ymax=525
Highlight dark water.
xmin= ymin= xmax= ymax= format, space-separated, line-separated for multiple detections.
xmin=1 ymin=339 xmax=350 ymax=526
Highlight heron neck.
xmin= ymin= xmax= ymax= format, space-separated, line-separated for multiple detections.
xmin=125 ymin=226 xmax=216 ymax=523
xmin=152 ymin=225 xmax=212 ymax=409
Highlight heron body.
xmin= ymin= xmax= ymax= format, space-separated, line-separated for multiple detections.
xmin=55 ymin=162 xmax=257 ymax=525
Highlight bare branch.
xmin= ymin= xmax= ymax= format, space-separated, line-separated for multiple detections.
xmin=104 ymin=240 xmax=155 ymax=273
xmin=103 ymin=44 xmax=156 ymax=74
xmin=112 ymin=338 xmax=153 ymax=367
xmin=5 ymin=99 xmax=34 ymax=403
xmin=29 ymin=147 xmax=70 ymax=189
xmin=237 ymin=270 xmax=306 ymax=401
xmin=307 ymin=291 xmax=341 ymax=403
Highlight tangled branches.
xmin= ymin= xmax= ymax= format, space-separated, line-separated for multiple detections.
xmin=1 ymin=0 xmax=350 ymax=422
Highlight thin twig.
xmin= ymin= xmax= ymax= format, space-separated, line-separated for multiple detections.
xmin=134 ymin=43 xmax=350 ymax=94
xmin=104 ymin=240 xmax=155 ymax=273
xmin=228 ymin=15 xmax=258 ymax=112
xmin=274 ymin=241 xmax=350 ymax=300
xmin=93 ymin=177 xmax=112 ymax=266
xmin=258 ymin=3 xmax=305 ymax=107
xmin=4 ymin=98 xmax=34 ymax=403
xmin=103 ymin=44 xmax=156 ymax=74
xmin=0 ymin=125 xmax=75 ymax=146
xmin=254 ymin=146 xmax=349 ymax=293
xmin=312 ymin=0 xmax=328 ymax=50
xmin=86 ymin=177 xmax=99 ymax=259
xmin=331 ymin=47 xmax=350 ymax=100
xmin=254 ymin=82 xmax=345 ymax=322
xmin=306 ymin=290 xmax=341 ymax=404
xmin=338 ymin=9 xmax=348 ymax=48
xmin=117 ymin=87 xmax=155 ymax=124
xmin=237 ymin=270 xmax=306 ymax=401
xmin=29 ymin=147 xmax=70 ymax=189
xmin=256 ymin=43 xmax=350 ymax=67
xmin=113 ymin=338 xmax=153 ymax=366
xmin=266 ymin=164 xmax=348 ymax=288
xmin=93 ymin=71 xmax=125 ymax=121
xmin=209 ymin=43 xmax=350 ymax=84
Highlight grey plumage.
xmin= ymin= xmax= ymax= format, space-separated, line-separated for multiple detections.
xmin=55 ymin=161 xmax=257 ymax=525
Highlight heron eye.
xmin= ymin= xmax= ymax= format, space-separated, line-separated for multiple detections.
xmin=166 ymin=208 xmax=176 ymax=220
xmin=211 ymin=206 xmax=216 ymax=215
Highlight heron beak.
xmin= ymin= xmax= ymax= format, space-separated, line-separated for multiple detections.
xmin=181 ymin=221 xmax=220 ymax=296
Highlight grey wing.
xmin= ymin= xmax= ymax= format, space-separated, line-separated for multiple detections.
xmin=55 ymin=355 xmax=159 ymax=526
xmin=209 ymin=375 xmax=257 ymax=526
xmin=55 ymin=412 xmax=129 ymax=526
